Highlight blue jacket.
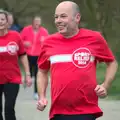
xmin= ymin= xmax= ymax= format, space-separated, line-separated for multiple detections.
xmin=9 ymin=24 xmax=22 ymax=32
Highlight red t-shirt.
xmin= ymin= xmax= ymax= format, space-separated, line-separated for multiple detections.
xmin=37 ymin=28 xmax=115 ymax=119
xmin=0 ymin=30 xmax=25 ymax=84
xmin=21 ymin=25 xmax=49 ymax=56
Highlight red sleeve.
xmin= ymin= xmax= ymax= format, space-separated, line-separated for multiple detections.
xmin=37 ymin=44 xmax=50 ymax=70
xmin=17 ymin=34 xmax=26 ymax=55
xmin=93 ymin=33 xmax=115 ymax=62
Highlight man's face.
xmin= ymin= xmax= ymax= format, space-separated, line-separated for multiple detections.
xmin=33 ymin=17 xmax=41 ymax=29
xmin=54 ymin=6 xmax=80 ymax=36
xmin=0 ymin=13 xmax=8 ymax=30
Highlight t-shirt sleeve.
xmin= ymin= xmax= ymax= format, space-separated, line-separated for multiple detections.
xmin=37 ymin=44 xmax=50 ymax=70
xmin=94 ymin=33 xmax=115 ymax=62
xmin=17 ymin=34 xmax=26 ymax=55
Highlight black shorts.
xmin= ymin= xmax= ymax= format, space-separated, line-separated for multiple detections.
xmin=52 ymin=114 xmax=96 ymax=120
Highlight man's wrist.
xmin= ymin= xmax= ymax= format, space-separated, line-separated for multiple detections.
xmin=102 ymin=82 xmax=110 ymax=90
xmin=25 ymin=72 xmax=31 ymax=76
xmin=39 ymin=93 xmax=46 ymax=98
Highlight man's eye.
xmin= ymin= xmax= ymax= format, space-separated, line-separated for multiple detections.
xmin=1 ymin=18 xmax=5 ymax=21
xmin=61 ymin=16 xmax=66 ymax=18
xmin=54 ymin=16 xmax=58 ymax=19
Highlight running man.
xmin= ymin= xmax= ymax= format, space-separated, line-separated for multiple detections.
xmin=21 ymin=16 xmax=49 ymax=100
xmin=37 ymin=1 xmax=118 ymax=120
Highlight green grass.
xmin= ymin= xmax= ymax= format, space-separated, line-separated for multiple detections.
xmin=97 ymin=62 xmax=120 ymax=99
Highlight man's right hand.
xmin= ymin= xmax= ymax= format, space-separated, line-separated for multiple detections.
xmin=37 ymin=98 xmax=48 ymax=111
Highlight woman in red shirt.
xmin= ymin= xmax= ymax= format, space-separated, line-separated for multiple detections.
xmin=0 ymin=10 xmax=32 ymax=120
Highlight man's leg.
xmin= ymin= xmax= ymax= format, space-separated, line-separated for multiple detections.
xmin=32 ymin=56 xmax=39 ymax=100
xmin=52 ymin=114 xmax=96 ymax=120
xmin=4 ymin=83 xmax=19 ymax=120
xmin=0 ymin=84 xmax=4 ymax=120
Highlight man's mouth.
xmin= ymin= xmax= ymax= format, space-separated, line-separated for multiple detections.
xmin=0 ymin=25 xmax=4 ymax=27
xmin=57 ymin=25 xmax=65 ymax=30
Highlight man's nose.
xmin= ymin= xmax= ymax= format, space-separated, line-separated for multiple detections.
xmin=56 ymin=17 xmax=62 ymax=23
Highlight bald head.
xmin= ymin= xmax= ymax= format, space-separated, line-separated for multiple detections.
xmin=56 ymin=1 xmax=80 ymax=16
xmin=54 ymin=1 xmax=81 ymax=37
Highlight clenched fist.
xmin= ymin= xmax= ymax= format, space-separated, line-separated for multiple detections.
xmin=94 ymin=84 xmax=108 ymax=98
xmin=37 ymin=98 xmax=48 ymax=111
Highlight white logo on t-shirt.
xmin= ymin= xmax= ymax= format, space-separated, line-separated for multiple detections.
xmin=7 ymin=42 xmax=19 ymax=55
xmin=72 ymin=48 xmax=95 ymax=68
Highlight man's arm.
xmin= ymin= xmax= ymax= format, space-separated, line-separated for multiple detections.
xmin=103 ymin=60 xmax=118 ymax=89
xmin=20 ymin=28 xmax=31 ymax=48
xmin=95 ymin=60 xmax=118 ymax=97
xmin=37 ymin=69 xmax=49 ymax=98
xmin=94 ymin=33 xmax=118 ymax=97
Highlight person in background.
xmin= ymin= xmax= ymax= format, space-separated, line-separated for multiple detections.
xmin=7 ymin=12 xmax=22 ymax=32
xmin=0 ymin=9 xmax=32 ymax=120
xmin=36 ymin=1 xmax=118 ymax=120
xmin=21 ymin=15 xmax=49 ymax=100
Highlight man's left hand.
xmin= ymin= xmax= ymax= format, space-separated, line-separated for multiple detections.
xmin=25 ymin=75 xmax=32 ymax=87
xmin=94 ymin=84 xmax=107 ymax=98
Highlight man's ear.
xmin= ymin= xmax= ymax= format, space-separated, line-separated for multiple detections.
xmin=76 ymin=13 xmax=81 ymax=23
